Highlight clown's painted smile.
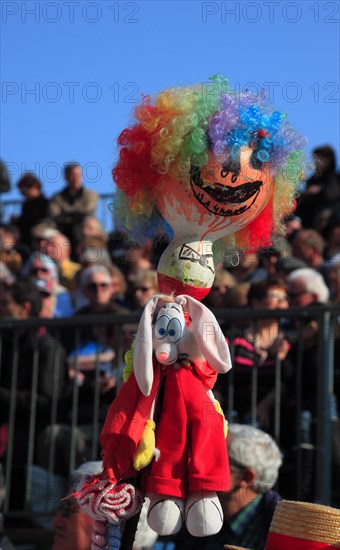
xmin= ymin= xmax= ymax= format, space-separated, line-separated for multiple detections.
xmin=190 ymin=168 xmax=263 ymax=217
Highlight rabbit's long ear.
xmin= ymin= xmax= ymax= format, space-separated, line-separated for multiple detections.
xmin=133 ymin=295 xmax=160 ymax=396
xmin=181 ymin=294 xmax=232 ymax=374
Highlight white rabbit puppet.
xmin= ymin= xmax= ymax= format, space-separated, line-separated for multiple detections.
xmin=76 ymin=294 xmax=232 ymax=538
xmin=131 ymin=294 xmax=232 ymax=537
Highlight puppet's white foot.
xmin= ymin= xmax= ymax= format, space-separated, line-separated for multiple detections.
xmin=185 ymin=491 xmax=223 ymax=537
xmin=147 ymin=494 xmax=184 ymax=535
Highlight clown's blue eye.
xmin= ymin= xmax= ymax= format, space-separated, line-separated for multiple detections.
xmin=168 ymin=329 xmax=175 ymax=336
xmin=159 ymin=328 xmax=166 ymax=336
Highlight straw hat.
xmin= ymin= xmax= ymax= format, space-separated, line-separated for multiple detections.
xmin=266 ymin=500 xmax=340 ymax=548
xmin=224 ymin=500 xmax=340 ymax=549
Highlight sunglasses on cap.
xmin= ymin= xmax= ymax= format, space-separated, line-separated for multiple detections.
xmin=30 ymin=267 xmax=50 ymax=275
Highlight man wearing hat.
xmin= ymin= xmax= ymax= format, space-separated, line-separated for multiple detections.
xmin=165 ymin=424 xmax=282 ymax=549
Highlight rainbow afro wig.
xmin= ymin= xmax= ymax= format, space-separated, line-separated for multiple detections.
xmin=112 ymin=75 xmax=307 ymax=251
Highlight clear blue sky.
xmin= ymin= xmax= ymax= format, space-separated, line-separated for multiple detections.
xmin=1 ymin=0 xmax=340 ymax=207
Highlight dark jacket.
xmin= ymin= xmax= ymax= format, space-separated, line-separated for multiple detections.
xmin=16 ymin=195 xmax=49 ymax=246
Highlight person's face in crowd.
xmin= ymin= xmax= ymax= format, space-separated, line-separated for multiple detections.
xmin=328 ymin=226 xmax=340 ymax=249
xmin=39 ymin=292 xmax=55 ymax=318
xmin=134 ymin=280 xmax=158 ymax=308
xmin=260 ymin=254 xmax=279 ymax=277
xmin=221 ymin=442 xmax=257 ymax=509
xmin=239 ymin=252 xmax=258 ymax=271
xmin=263 ymin=286 xmax=289 ymax=310
xmin=84 ymin=272 xmax=114 ymax=307
xmin=46 ymin=235 xmax=71 ymax=263
xmin=0 ymin=288 xmax=29 ymax=319
xmin=82 ymin=217 xmax=102 ymax=239
xmin=205 ymin=284 xmax=227 ymax=309
xmin=285 ymin=217 xmax=302 ymax=237
xmin=314 ymin=153 xmax=332 ymax=174
xmin=29 ymin=258 xmax=54 ymax=283
xmin=127 ymin=257 xmax=153 ymax=282
xmin=327 ymin=265 xmax=340 ymax=299
xmin=66 ymin=166 xmax=83 ymax=192
xmin=291 ymin=233 xmax=309 ymax=262
xmin=52 ymin=499 xmax=93 ymax=550
xmin=291 ymin=232 xmax=322 ymax=266
xmin=287 ymin=278 xmax=316 ymax=306
xmin=0 ymin=228 xmax=16 ymax=251
xmin=111 ymin=273 xmax=124 ymax=297
xmin=31 ymin=235 xmax=49 ymax=253
xmin=19 ymin=182 xmax=41 ymax=199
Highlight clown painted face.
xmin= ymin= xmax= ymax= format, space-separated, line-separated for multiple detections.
xmin=191 ymin=162 xmax=262 ymax=218
xmin=156 ymin=147 xmax=274 ymax=293
xmin=157 ymin=147 xmax=274 ymax=241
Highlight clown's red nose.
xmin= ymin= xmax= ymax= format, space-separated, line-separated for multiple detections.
xmin=158 ymin=352 xmax=169 ymax=363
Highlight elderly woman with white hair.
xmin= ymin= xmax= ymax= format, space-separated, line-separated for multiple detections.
xmin=287 ymin=267 xmax=330 ymax=305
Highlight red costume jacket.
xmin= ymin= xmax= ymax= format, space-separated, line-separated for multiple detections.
xmin=100 ymin=359 xmax=230 ymax=498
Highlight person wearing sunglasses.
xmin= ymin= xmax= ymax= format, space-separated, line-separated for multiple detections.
xmin=215 ymin=277 xmax=291 ymax=432
xmin=22 ymin=252 xmax=75 ymax=317
xmin=132 ymin=269 xmax=159 ymax=309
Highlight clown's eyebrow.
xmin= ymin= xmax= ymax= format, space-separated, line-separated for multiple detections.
xmin=171 ymin=305 xmax=181 ymax=313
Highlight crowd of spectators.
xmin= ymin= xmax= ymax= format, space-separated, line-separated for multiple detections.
xmin=0 ymin=148 xmax=340 ymax=546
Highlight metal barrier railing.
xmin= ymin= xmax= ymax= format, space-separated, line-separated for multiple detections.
xmin=0 ymin=305 xmax=339 ymax=522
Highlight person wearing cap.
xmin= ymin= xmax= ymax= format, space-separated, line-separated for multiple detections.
xmin=165 ymin=424 xmax=282 ymax=550
xmin=30 ymin=221 xmax=58 ymax=252
xmin=23 ymin=252 xmax=75 ymax=317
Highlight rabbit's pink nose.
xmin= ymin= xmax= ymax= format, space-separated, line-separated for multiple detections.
xmin=158 ymin=352 xmax=169 ymax=363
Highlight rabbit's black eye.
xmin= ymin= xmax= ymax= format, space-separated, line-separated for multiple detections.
xmin=154 ymin=315 xmax=169 ymax=340
xmin=167 ymin=318 xmax=183 ymax=343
